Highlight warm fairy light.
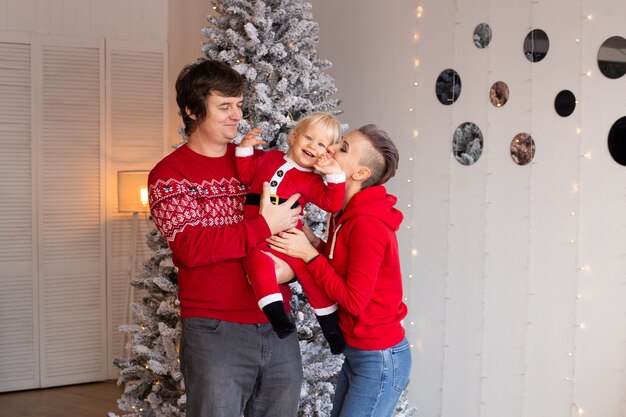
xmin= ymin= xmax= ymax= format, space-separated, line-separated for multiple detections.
xmin=585 ymin=70 xmax=592 ymax=77
xmin=409 ymin=157 xmax=414 ymax=161
xmin=409 ymin=107 xmax=414 ymax=112
xmin=586 ymin=14 xmax=592 ymax=20
xmin=413 ymin=32 xmax=420 ymax=42
xmin=414 ymin=81 xmax=419 ymax=86
xmin=413 ymin=129 xmax=419 ymax=138
xmin=572 ymin=183 xmax=580 ymax=193
xmin=571 ymin=211 xmax=576 ymax=216
xmin=570 ymin=240 xmax=576 ymax=244
xmin=578 ymin=323 xmax=586 ymax=329
xmin=576 ymin=128 xmax=582 ymax=134
xmin=416 ymin=6 xmax=423 ymax=18
xmin=583 ymin=151 xmax=592 ymax=159
xmin=411 ymin=249 xmax=418 ymax=256
xmin=407 ymin=203 xmax=412 ymax=208
xmin=407 ymin=179 xmax=412 ymax=183
xmin=575 ymin=38 xmax=581 ymax=43
xmin=413 ymin=58 xmax=420 ymax=68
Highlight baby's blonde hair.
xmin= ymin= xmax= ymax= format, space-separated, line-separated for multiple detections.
xmin=288 ymin=112 xmax=342 ymax=146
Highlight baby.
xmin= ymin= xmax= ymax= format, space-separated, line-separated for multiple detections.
xmin=236 ymin=112 xmax=346 ymax=354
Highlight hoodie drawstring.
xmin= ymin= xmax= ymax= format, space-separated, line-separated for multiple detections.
xmin=329 ymin=224 xmax=342 ymax=260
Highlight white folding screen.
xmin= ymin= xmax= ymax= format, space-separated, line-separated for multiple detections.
xmin=0 ymin=33 xmax=166 ymax=392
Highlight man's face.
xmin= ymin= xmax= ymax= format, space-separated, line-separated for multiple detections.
xmin=194 ymin=91 xmax=243 ymax=144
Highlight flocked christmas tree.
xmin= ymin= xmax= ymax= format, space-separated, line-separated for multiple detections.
xmin=110 ymin=1 xmax=416 ymax=416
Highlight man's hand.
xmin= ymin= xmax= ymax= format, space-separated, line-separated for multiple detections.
xmin=239 ymin=127 xmax=265 ymax=148
xmin=259 ymin=182 xmax=301 ymax=235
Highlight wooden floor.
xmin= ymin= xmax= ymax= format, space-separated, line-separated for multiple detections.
xmin=0 ymin=380 xmax=123 ymax=417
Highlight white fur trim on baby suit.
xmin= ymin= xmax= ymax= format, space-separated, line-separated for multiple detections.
xmin=313 ymin=304 xmax=338 ymax=316
xmin=324 ymin=171 xmax=346 ymax=184
xmin=235 ymin=146 xmax=255 ymax=157
xmin=258 ymin=293 xmax=284 ymax=309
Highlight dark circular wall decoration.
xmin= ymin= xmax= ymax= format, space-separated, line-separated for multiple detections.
xmin=489 ymin=81 xmax=509 ymax=107
xmin=608 ymin=116 xmax=626 ymax=166
xmin=452 ymin=122 xmax=484 ymax=166
xmin=436 ymin=68 xmax=462 ymax=105
xmin=597 ymin=36 xmax=626 ymax=79
xmin=554 ymin=90 xmax=576 ymax=117
xmin=473 ymin=23 xmax=492 ymax=49
xmin=510 ymin=133 xmax=535 ymax=165
xmin=523 ymin=29 xmax=549 ymax=62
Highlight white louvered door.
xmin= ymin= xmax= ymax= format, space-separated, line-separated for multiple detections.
xmin=36 ymin=36 xmax=107 ymax=388
xmin=0 ymin=33 xmax=39 ymax=392
xmin=105 ymin=40 xmax=167 ymax=376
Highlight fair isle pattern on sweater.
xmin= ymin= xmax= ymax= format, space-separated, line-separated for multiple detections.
xmin=149 ymin=177 xmax=247 ymax=241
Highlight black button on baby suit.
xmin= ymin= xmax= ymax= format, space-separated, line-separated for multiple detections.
xmin=277 ymin=170 xmax=284 ymax=177
xmin=270 ymin=180 xmax=278 ymax=187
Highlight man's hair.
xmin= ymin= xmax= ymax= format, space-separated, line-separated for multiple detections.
xmin=357 ymin=124 xmax=399 ymax=188
xmin=175 ymin=60 xmax=245 ymax=136
xmin=288 ymin=112 xmax=342 ymax=146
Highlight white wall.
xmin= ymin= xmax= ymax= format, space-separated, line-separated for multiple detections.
xmin=311 ymin=1 xmax=626 ymax=416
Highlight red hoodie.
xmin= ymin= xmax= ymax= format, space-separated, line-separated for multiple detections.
xmin=306 ymin=185 xmax=408 ymax=350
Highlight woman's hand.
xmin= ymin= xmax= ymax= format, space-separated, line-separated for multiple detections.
xmin=267 ymin=228 xmax=319 ymax=263
xmin=302 ymin=222 xmax=321 ymax=247
xmin=261 ymin=251 xmax=296 ymax=284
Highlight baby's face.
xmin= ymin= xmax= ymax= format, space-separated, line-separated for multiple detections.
xmin=287 ymin=124 xmax=333 ymax=168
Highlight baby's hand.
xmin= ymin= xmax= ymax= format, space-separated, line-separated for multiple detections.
xmin=240 ymin=127 xmax=266 ymax=148
xmin=314 ymin=153 xmax=342 ymax=175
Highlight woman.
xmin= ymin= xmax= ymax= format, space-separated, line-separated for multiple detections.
xmin=268 ymin=124 xmax=411 ymax=417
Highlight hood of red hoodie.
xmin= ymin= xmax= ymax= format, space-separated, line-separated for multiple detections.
xmin=337 ymin=185 xmax=403 ymax=231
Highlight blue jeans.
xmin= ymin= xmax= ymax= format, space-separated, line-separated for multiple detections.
xmin=180 ymin=317 xmax=303 ymax=417
xmin=331 ymin=337 xmax=412 ymax=417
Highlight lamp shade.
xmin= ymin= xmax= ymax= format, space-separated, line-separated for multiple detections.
xmin=117 ymin=170 xmax=150 ymax=213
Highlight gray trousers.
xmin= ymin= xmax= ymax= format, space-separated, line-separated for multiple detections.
xmin=180 ymin=317 xmax=303 ymax=417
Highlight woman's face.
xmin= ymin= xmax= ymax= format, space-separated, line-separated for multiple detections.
xmin=328 ymin=130 xmax=368 ymax=178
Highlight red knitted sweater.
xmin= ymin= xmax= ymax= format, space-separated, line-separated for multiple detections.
xmin=148 ymin=143 xmax=291 ymax=323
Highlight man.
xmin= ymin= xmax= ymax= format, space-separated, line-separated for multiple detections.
xmin=148 ymin=59 xmax=303 ymax=417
